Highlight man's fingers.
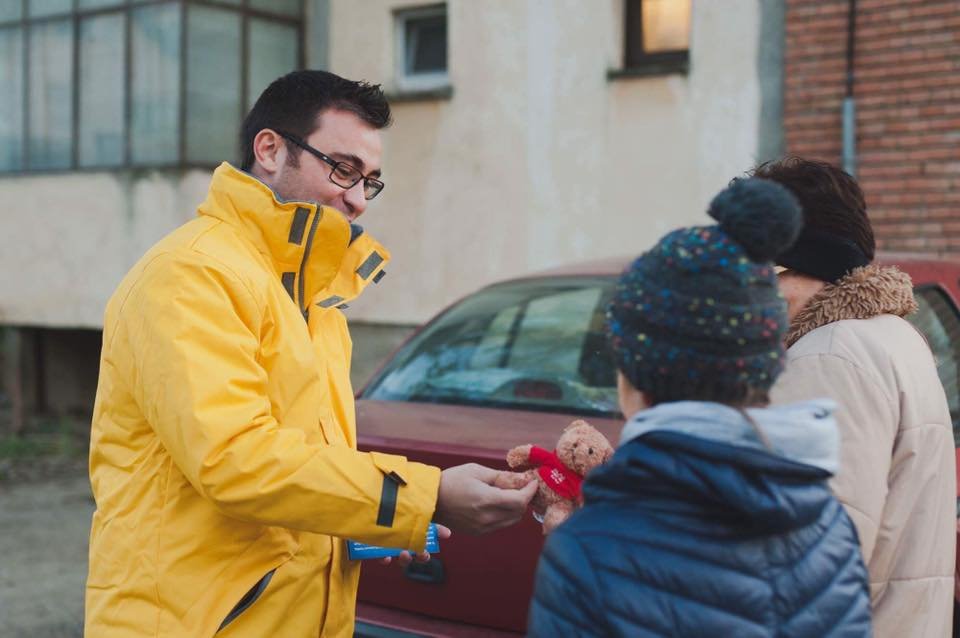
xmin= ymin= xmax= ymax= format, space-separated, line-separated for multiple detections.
xmin=468 ymin=463 xmax=505 ymax=486
xmin=492 ymin=470 xmax=531 ymax=490
xmin=435 ymin=523 xmax=452 ymax=540
xmin=522 ymin=477 xmax=539 ymax=494
xmin=385 ymin=548 xmax=435 ymax=567
xmin=516 ymin=477 xmax=539 ymax=503
xmin=474 ymin=477 xmax=541 ymax=534
xmin=437 ymin=463 xmax=542 ymax=535
xmin=491 ymin=471 xmax=516 ymax=489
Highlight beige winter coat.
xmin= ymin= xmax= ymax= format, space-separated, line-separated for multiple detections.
xmin=772 ymin=265 xmax=956 ymax=638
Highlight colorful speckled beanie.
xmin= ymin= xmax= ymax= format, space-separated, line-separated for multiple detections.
xmin=607 ymin=178 xmax=803 ymax=402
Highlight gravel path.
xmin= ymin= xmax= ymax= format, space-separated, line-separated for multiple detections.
xmin=0 ymin=471 xmax=91 ymax=638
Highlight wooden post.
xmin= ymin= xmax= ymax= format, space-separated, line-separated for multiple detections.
xmin=3 ymin=327 xmax=24 ymax=436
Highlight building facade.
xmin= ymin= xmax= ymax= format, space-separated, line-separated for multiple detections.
xmin=0 ymin=0 xmax=816 ymax=419
xmin=783 ymin=0 xmax=960 ymax=253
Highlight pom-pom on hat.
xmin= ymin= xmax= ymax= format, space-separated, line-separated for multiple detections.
xmin=607 ymin=178 xmax=803 ymax=404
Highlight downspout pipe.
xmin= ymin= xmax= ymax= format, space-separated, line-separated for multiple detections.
xmin=842 ymin=0 xmax=857 ymax=177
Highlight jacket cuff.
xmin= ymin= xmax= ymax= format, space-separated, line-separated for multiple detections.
xmin=370 ymin=452 xmax=441 ymax=552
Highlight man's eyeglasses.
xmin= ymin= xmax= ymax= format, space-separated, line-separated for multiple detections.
xmin=276 ymin=131 xmax=385 ymax=200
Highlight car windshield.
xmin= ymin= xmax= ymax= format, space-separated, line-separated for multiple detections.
xmin=363 ymin=277 xmax=620 ymax=417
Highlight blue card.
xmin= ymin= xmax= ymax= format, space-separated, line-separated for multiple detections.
xmin=347 ymin=523 xmax=440 ymax=560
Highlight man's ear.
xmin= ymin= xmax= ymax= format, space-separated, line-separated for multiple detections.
xmin=252 ymin=129 xmax=286 ymax=176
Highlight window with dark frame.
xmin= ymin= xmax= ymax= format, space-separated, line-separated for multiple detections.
xmin=619 ymin=0 xmax=691 ymax=77
xmin=0 ymin=0 xmax=303 ymax=174
xmin=395 ymin=3 xmax=448 ymax=93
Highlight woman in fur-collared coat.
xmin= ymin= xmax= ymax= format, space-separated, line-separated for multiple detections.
xmin=760 ymin=158 xmax=956 ymax=638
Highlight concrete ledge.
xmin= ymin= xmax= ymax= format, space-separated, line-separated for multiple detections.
xmin=607 ymin=62 xmax=689 ymax=79
xmin=607 ymin=52 xmax=690 ymax=80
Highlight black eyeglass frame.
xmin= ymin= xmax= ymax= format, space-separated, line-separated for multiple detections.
xmin=275 ymin=130 xmax=385 ymax=200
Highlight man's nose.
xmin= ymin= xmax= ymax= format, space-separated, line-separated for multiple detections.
xmin=343 ymin=181 xmax=367 ymax=217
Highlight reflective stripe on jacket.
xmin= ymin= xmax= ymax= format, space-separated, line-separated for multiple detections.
xmin=85 ymin=163 xmax=440 ymax=637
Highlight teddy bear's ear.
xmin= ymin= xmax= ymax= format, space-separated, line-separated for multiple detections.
xmin=563 ymin=419 xmax=588 ymax=432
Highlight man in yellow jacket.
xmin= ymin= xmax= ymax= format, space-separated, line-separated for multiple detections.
xmin=85 ymin=70 xmax=537 ymax=637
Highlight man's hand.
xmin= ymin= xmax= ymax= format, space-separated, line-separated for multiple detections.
xmin=433 ymin=463 xmax=539 ymax=535
xmin=378 ymin=524 xmax=452 ymax=567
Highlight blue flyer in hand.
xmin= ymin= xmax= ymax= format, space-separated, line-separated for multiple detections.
xmin=346 ymin=523 xmax=440 ymax=560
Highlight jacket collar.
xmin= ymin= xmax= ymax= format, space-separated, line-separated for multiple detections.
xmin=311 ymin=231 xmax=391 ymax=311
xmin=197 ymin=163 xmax=388 ymax=315
xmin=590 ymin=401 xmax=840 ymax=533
xmin=786 ymin=264 xmax=918 ymax=347
xmin=620 ymin=400 xmax=840 ymax=474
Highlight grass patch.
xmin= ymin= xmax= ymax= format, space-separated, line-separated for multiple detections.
xmin=0 ymin=415 xmax=88 ymax=460
xmin=0 ymin=435 xmax=60 ymax=458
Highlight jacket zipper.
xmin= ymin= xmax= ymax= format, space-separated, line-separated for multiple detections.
xmin=296 ymin=207 xmax=323 ymax=320
xmin=216 ymin=568 xmax=276 ymax=633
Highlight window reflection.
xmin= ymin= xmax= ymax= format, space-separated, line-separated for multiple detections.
xmin=0 ymin=0 xmax=302 ymax=172
xmin=185 ymin=5 xmax=241 ymax=164
xmin=131 ymin=3 xmax=181 ymax=164
xmin=247 ymin=19 xmax=297 ymax=111
xmin=28 ymin=19 xmax=73 ymax=169
xmin=0 ymin=27 xmax=24 ymax=171
xmin=79 ymin=13 xmax=125 ymax=167
xmin=28 ymin=0 xmax=72 ymax=19
xmin=365 ymin=278 xmax=620 ymax=417
xmin=642 ymin=0 xmax=691 ymax=53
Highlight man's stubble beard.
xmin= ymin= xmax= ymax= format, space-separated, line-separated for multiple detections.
xmin=273 ymin=155 xmax=321 ymax=207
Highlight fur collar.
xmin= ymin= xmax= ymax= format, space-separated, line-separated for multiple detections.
xmin=786 ymin=264 xmax=918 ymax=347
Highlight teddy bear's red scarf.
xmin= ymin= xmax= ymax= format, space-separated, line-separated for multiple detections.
xmin=529 ymin=446 xmax=584 ymax=500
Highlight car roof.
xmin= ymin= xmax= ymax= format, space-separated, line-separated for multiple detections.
xmin=523 ymin=252 xmax=958 ymax=277
xmin=505 ymin=252 xmax=960 ymax=300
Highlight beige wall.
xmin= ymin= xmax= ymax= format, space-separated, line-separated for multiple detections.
xmin=331 ymin=0 xmax=764 ymax=324
xmin=0 ymin=170 xmax=209 ymax=328
xmin=0 ymin=0 xmax=764 ymax=329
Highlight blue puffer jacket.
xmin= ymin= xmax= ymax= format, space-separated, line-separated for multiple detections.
xmin=528 ymin=401 xmax=872 ymax=638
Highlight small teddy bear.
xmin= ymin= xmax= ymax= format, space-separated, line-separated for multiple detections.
xmin=504 ymin=420 xmax=614 ymax=534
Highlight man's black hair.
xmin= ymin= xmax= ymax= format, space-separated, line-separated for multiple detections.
xmin=240 ymin=70 xmax=391 ymax=170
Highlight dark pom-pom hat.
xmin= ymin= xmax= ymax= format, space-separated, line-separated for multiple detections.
xmin=708 ymin=178 xmax=803 ymax=262
xmin=607 ymin=178 xmax=803 ymax=404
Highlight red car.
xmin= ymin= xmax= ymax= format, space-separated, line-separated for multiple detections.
xmin=354 ymin=254 xmax=960 ymax=637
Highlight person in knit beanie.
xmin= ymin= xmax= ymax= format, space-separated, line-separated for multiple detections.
xmin=527 ymin=179 xmax=872 ymax=638
xmin=606 ymin=178 xmax=801 ymax=407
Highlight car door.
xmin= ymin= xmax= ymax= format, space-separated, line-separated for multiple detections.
xmin=355 ymin=276 xmax=621 ymax=634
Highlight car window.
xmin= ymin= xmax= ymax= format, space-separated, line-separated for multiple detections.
xmin=363 ymin=277 xmax=620 ymax=417
xmin=907 ymin=286 xmax=960 ymax=445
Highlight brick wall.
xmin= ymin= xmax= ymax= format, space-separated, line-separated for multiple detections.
xmin=784 ymin=0 xmax=960 ymax=254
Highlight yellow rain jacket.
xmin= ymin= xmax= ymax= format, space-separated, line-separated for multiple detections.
xmin=85 ymin=163 xmax=441 ymax=637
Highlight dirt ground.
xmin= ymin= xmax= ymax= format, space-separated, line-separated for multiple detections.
xmin=0 ymin=464 xmax=91 ymax=638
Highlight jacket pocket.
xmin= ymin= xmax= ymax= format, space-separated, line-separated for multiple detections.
xmin=216 ymin=568 xmax=276 ymax=633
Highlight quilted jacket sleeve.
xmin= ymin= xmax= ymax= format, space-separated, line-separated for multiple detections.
xmin=528 ymin=526 xmax=609 ymax=638
xmin=115 ymin=253 xmax=439 ymax=551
